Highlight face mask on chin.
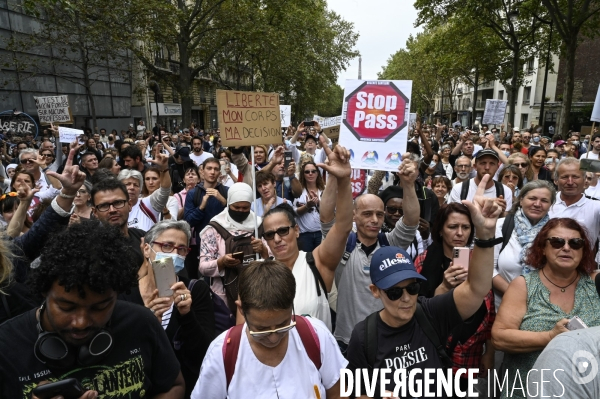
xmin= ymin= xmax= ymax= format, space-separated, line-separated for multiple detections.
xmin=229 ymin=208 xmax=250 ymax=223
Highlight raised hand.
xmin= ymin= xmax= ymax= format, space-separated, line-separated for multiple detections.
xmin=46 ymin=148 xmax=86 ymax=195
xmin=270 ymin=145 xmax=284 ymax=165
xmin=397 ymin=155 xmax=418 ymax=188
xmin=16 ymin=184 xmax=39 ymax=203
xmin=148 ymin=151 xmax=168 ymax=170
xmin=317 ymin=144 xmax=351 ymax=180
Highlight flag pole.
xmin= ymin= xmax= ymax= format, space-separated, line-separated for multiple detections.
xmin=251 ymin=145 xmax=259 ymax=259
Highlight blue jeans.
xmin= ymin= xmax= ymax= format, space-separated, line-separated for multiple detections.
xmin=298 ymin=231 xmax=322 ymax=253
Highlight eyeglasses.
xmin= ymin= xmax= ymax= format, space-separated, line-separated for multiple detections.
xmin=246 ymin=311 xmax=296 ymax=340
xmin=546 ymin=237 xmax=585 ymax=250
xmin=95 ymin=199 xmax=128 ymax=212
xmin=385 ymin=206 xmax=403 ymax=215
xmin=513 ymin=163 xmax=528 ymax=168
xmin=383 ymin=282 xmax=421 ymax=301
xmin=455 ymin=165 xmax=470 ymax=169
xmin=20 ymin=159 xmax=35 ymax=165
xmin=0 ymin=192 xmax=17 ymax=201
xmin=40 ymin=153 xmax=54 ymax=158
xmin=152 ymin=241 xmax=190 ymax=256
xmin=304 ymin=170 xmax=318 ymax=175
xmin=263 ymin=226 xmax=293 ymax=240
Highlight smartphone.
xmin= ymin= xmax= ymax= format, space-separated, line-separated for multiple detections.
xmin=78 ymin=135 xmax=85 ymax=145
xmin=284 ymin=151 xmax=293 ymax=170
xmin=221 ymin=163 xmax=227 ymax=176
xmin=32 ymin=378 xmax=85 ymax=399
xmin=232 ymin=252 xmax=244 ymax=262
xmin=304 ymin=121 xmax=314 ymax=127
xmin=152 ymin=257 xmax=176 ymax=298
xmin=566 ymin=316 xmax=588 ymax=331
xmin=453 ymin=247 xmax=470 ymax=270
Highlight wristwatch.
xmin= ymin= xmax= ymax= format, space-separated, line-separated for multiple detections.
xmin=474 ymin=237 xmax=503 ymax=248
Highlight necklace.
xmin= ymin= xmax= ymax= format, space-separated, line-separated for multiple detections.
xmin=542 ymin=268 xmax=578 ymax=292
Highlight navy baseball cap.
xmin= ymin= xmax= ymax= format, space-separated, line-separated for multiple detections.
xmin=370 ymin=246 xmax=426 ymax=290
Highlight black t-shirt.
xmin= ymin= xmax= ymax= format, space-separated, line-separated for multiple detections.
xmin=127 ymin=227 xmax=146 ymax=267
xmin=346 ymin=291 xmax=463 ymax=398
xmin=0 ymin=300 xmax=180 ymax=398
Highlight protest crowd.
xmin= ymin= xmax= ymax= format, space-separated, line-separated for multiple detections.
xmin=1 ymin=117 xmax=600 ymax=399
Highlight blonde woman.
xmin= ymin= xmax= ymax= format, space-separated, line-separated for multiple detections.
xmin=507 ymin=152 xmax=533 ymax=183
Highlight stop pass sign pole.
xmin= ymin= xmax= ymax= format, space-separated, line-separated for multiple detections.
xmin=339 ymin=80 xmax=412 ymax=172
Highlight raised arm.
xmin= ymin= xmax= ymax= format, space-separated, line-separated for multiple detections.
xmin=147 ymin=152 xmax=171 ymax=212
xmin=161 ymin=137 xmax=175 ymax=156
xmin=453 ymin=175 xmax=502 ymax=320
xmin=313 ymin=144 xmax=352 ymax=291
xmin=451 ymin=132 xmax=469 ymax=156
xmin=487 ymin=133 xmax=509 ymax=165
xmin=6 ymin=186 xmax=39 ymax=238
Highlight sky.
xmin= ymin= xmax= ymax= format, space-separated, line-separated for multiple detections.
xmin=327 ymin=0 xmax=422 ymax=86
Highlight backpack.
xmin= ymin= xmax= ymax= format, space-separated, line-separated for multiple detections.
xmin=364 ymin=304 xmax=453 ymax=369
xmin=499 ymin=213 xmax=515 ymax=254
xmin=222 ymin=315 xmax=321 ymax=388
xmin=459 ymin=178 xmax=503 ymax=201
xmin=341 ymin=231 xmax=390 ymax=266
xmin=187 ymin=278 xmax=235 ymax=336
xmin=208 ymin=221 xmax=256 ymax=311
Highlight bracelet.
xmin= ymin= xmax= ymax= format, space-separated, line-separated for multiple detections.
xmin=58 ymin=191 xmax=76 ymax=199
xmin=473 ymin=237 xmax=503 ymax=248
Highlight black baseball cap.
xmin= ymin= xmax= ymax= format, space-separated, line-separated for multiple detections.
xmin=475 ymin=149 xmax=499 ymax=161
xmin=175 ymin=147 xmax=192 ymax=162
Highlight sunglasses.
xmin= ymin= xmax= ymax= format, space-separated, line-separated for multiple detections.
xmin=263 ymin=226 xmax=293 ymax=241
xmin=385 ymin=206 xmax=403 ymax=215
xmin=383 ymin=282 xmax=421 ymax=301
xmin=513 ymin=163 xmax=528 ymax=168
xmin=304 ymin=169 xmax=318 ymax=175
xmin=246 ymin=310 xmax=296 ymax=340
xmin=20 ymin=159 xmax=35 ymax=165
xmin=0 ymin=192 xmax=18 ymax=201
xmin=546 ymin=237 xmax=585 ymax=250
xmin=40 ymin=153 xmax=54 ymax=158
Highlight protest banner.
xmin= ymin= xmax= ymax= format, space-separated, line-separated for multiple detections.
xmin=482 ymin=99 xmax=508 ymax=125
xmin=34 ymin=95 xmax=73 ymax=125
xmin=280 ymin=105 xmax=291 ymax=127
xmin=217 ymin=90 xmax=281 ymax=146
xmin=313 ymin=114 xmax=342 ymax=138
xmin=339 ymin=80 xmax=411 ymax=172
xmin=351 ymin=169 xmax=366 ymax=199
xmin=591 ymin=84 xmax=600 ymax=123
xmin=58 ymin=126 xmax=84 ymax=144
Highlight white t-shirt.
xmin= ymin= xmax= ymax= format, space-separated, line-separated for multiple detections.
xmin=128 ymin=197 xmax=160 ymax=231
xmin=292 ymin=251 xmax=332 ymax=330
xmin=293 ymin=189 xmax=322 ymax=233
xmin=579 ymin=151 xmax=599 ymax=160
xmin=447 ymin=178 xmax=513 ymax=210
xmin=191 ymin=317 xmax=347 ymax=399
xmin=190 ymin=151 xmax=213 ymax=166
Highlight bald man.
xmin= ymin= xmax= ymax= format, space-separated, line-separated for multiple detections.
xmin=333 ymin=158 xmax=420 ymax=354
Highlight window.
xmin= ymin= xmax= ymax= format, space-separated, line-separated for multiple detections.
xmin=523 ymin=87 xmax=531 ymax=104
xmin=210 ymin=110 xmax=218 ymax=128
xmin=521 ymin=114 xmax=529 ymax=129
xmin=527 ymin=59 xmax=535 ymax=74
xmin=498 ymin=90 xmax=504 ymax=100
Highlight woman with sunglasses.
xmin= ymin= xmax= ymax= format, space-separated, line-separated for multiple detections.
xmin=528 ymin=146 xmax=553 ymax=182
xmin=293 ymin=161 xmax=325 ymax=252
xmin=192 ymin=260 xmax=347 ymax=399
xmin=120 ymin=220 xmax=215 ymax=399
xmin=507 ymin=152 xmax=532 ymax=184
xmin=261 ymin=144 xmax=353 ymax=331
xmin=492 ymin=218 xmax=600 ymax=399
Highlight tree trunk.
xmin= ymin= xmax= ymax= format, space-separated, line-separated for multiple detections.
xmin=558 ymin=38 xmax=578 ymax=138
xmin=81 ymin=54 xmax=97 ymax=131
xmin=508 ymin=42 xmax=520 ymax=128
xmin=178 ymin=41 xmax=192 ymax=128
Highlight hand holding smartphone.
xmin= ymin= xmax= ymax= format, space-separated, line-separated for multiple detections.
xmin=32 ymin=378 xmax=86 ymax=399
xmin=152 ymin=257 xmax=177 ymax=298
xmin=453 ymin=247 xmax=470 ymax=270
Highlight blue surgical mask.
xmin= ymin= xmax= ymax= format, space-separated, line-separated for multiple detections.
xmin=152 ymin=248 xmax=186 ymax=274
xmin=533 ymin=136 xmax=540 ymax=143
xmin=503 ymin=151 xmax=510 ymax=157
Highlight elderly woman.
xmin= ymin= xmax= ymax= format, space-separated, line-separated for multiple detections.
xmin=492 ymin=218 xmax=600 ymax=399
xmin=72 ymin=180 xmax=94 ymax=220
xmin=120 ymin=220 xmax=215 ymax=399
xmin=252 ymin=171 xmax=288 ymax=217
xmin=431 ymin=175 xmax=452 ymax=207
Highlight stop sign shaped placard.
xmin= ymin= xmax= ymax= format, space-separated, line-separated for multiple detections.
xmin=343 ymin=81 xmax=409 ymax=142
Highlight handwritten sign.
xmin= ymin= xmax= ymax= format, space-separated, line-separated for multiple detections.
xmin=58 ymin=126 xmax=83 ymax=144
xmin=482 ymin=100 xmax=508 ymax=125
xmin=280 ymin=105 xmax=291 ymax=127
xmin=314 ymin=115 xmax=342 ymax=128
xmin=217 ymin=90 xmax=281 ymax=146
xmin=34 ymin=95 xmax=73 ymax=125
xmin=0 ymin=118 xmax=35 ymax=135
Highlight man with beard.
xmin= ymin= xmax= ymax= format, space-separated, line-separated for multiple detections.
xmin=0 ymin=222 xmax=185 ymax=398
xmin=189 ymin=136 xmax=213 ymax=166
xmin=452 ymin=155 xmax=472 ymax=186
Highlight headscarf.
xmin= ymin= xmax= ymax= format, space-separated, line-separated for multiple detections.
xmin=200 ymin=183 xmax=261 ymax=235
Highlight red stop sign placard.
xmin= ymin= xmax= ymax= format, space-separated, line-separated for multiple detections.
xmin=343 ymin=81 xmax=409 ymax=142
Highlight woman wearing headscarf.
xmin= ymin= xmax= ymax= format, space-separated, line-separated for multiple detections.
xmin=199 ymin=183 xmax=268 ymax=310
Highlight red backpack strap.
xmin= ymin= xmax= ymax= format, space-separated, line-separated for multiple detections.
xmin=139 ymin=200 xmax=158 ymax=224
xmin=222 ymin=324 xmax=243 ymax=388
xmin=295 ymin=316 xmax=321 ymax=370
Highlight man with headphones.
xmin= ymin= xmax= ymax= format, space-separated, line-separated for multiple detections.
xmin=0 ymin=221 xmax=185 ymax=398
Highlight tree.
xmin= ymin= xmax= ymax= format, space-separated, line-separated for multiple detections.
xmin=535 ymin=0 xmax=600 ymax=136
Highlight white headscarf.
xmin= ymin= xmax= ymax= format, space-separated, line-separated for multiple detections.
xmin=200 ymin=183 xmax=261 ymax=235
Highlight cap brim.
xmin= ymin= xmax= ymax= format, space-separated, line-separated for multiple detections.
xmin=374 ymin=270 xmax=427 ymax=290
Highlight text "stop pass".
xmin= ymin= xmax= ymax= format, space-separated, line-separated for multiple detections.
xmin=353 ymin=92 xmax=398 ymax=129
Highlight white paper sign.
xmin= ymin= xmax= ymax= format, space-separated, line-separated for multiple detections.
xmin=339 ymin=79 xmax=412 ymax=172
xmin=58 ymin=126 xmax=84 ymax=144
xmin=280 ymin=105 xmax=291 ymax=127
xmin=591 ymin=84 xmax=600 ymax=122
xmin=34 ymin=95 xmax=72 ymax=125
xmin=482 ymin=100 xmax=508 ymax=125
xmin=314 ymin=115 xmax=342 ymax=128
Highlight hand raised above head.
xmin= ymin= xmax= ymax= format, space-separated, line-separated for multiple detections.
xmin=317 ymin=144 xmax=350 ymax=180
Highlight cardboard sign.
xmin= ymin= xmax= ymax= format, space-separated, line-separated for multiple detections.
xmin=482 ymin=100 xmax=508 ymax=125
xmin=351 ymin=169 xmax=366 ymax=199
xmin=217 ymin=90 xmax=282 ymax=146
xmin=34 ymin=95 xmax=73 ymax=125
xmin=58 ymin=126 xmax=84 ymax=144
xmin=280 ymin=105 xmax=291 ymax=127
xmin=339 ymin=80 xmax=411 ymax=172
xmin=591 ymin=84 xmax=600 ymax=122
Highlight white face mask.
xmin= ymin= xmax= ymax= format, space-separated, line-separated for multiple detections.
xmin=429 ymin=160 xmax=437 ymax=169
